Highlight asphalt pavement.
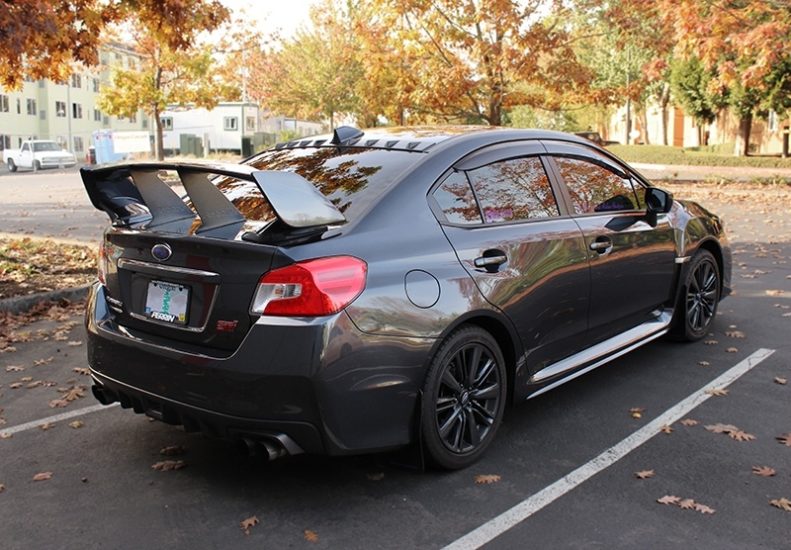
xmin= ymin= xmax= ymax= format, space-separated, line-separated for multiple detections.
xmin=0 ymin=166 xmax=789 ymax=549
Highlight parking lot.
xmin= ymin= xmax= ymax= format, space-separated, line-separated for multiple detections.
xmin=1 ymin=182 xmax=790 ymax=549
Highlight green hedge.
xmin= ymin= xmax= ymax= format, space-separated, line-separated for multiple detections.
xmin=606 ymin=144 xmax=791 ymax=169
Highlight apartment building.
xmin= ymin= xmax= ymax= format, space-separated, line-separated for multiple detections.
xmin=0 ymin=43 xmax=152 ymax=157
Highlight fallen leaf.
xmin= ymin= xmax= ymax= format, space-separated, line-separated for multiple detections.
xmin=59 ymin=386 xmax=86 ymax=402
xmin=660 ymin=425 xmax=673 ymax=434
xmin=366 ymin=472 xmax=385 ymax=481
xmin=304 ymin=529 xmax=319 ymax=543
xmin=705 ymin=423 xmax=740 ymax=434
xmin=0 ymin=483 xmax=4 ymax=493
xmin=729 ymin=430 xmax=756 ymax=442
xmin=678 ymin=498 xmax=695 ymax=510
xmin=38 ymin=423 xmax=55 ymax=431
xmin=725 ymin=330 xmax=745 ymax=339
xmin=703 ymin=340 xmax=718 ymax=345
xmin=706 ymin=388 xmax=729 ymax=397
xmin=694 ymin=503 xmax=716 ymax=514
xmin=725 ymin=347 xmax=738 ymax=353
xmin=26 ymin=380 xmax=43 ymax=389
xmin=752 ymin=466 xmax=776 ymax=477
xmin=240 ymin=515 xmax=259 ymax=536
xmin=33 ymin=357 xmax=53 ymax=366
xmin=67 ymin=340 xmax=82 ymax=347
xmin=770 ymin=497 xmax=791 ymax=512
xmin=635 ymin=469 xmax=655 ymax=479
xmin=774 ymin=377 xmax=788 ymax=385
xmin=657 ymin=495 xmax=680 ymax=505
xmin=68 ymin=420 xmax=83 ymax=429
xmin=159 ymin=445 xmax=185 ymax=456
xmin=629 ymin=407 xmax=644 ymax=419
xmin=697 ymin=361 xmax=711 ymax=367
xmin=680 ymin=418 xmax=699 ymax=426
xmin=474 ymin=474 xmax=501 ymax=485
xmin=32 ymin=472 xmax=52 ymax=481
xmin=776 ymin=433 xmax=791 ymax=447
xmin=48 ymin=399 xmax=69 ymax=408
xmin=9 ymin=383 xmax=23 ymax=389
xmin=0 ymin=433 xmax=12 ymax=440
xmin=151 ymin=460 xmax=186 ymax=471
xmin=5 ymin=365 xmax=24 ymax=372
xmin=19 ymin=376 xmax=32 ymax=382
xmin=766 ymin=289 xmax=786 ymax=297
xmin=72 ymin=368 xmax=90 ymax=376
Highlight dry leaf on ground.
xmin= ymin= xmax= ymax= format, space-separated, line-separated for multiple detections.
xmin=159 ymin=445 xmax=186 ymax=456
xmin=68 ymin=420 xmax=83 ymax=429
xmin=678 ymin=498 xmax=696 ymax=510
xmin=766 ymin=290 xmax=786 ymax=297
xmin=776 ymin=433 xmax=791 ymax=447
xmin=705 ymin=423 xmax=740 ymax=434
xmin=694 ymin=503 xmax=716 ymax=514
xmin=657 ymin=494 xmax=715 ymax=514
xmin=59 ymin=385 xmax=86 ymax=402
xmin=697 ymin=361 xmax=711 ymax=367
xmin=752 ymin=466 xmax=776 ymax=477
xmin=680 ymin=418 xmax=699 ymax=426
xmin=725 ymin=347 xmax=738 ymax=353
xmin=5 ymin=365 xmax=24 ymax=372
xmin=48 ymin=399 xmax=69 ymax=408
xmin=151 ymin=460 xmax=186 ymax=471
xmin=629 ymin=407 xmax=644 ymax=419
xmin=72 ymin=368 xmax=90 ymax=376
xmin=725 ymin=330 xmax=745 ymax=339
xmin=32 ymin=472 xmax=52 ymax=481
xmin=0 ymin=483 xmax=5 ymax=493
xmin=0 ymin=432 xmax=12 ymax=440
xmin=703 ymin=340 xmax=718 ymax=345
xmin=660 ymin=425 xmax=673 ymax=434
xmin=240 ymin=516 xmax=259 ymax=536
xmin=67 ymin=340 xmax=82 ymax=347
xmin=730 ymin=430 xmax=756 ymax=442
xmin=635 ymin=470 xmax=655 ymax=480
xmin=770 ymin=498 xmax=791 ymax=512
xmin=304 ymin=530 xmax=319 ymax=543
xmin=657 ymin=495 xmax=680 ymax=505
xmin=9 ymin=383 xmax=22 ymax=389
xmin=474 ymin=474 xmax=501 ymax=485
xmin=33 ymin=357 xmax=53 ymax=366
xmin=774 ymin=377 xmax=788 ymax=385
xmin=38 ymin=422 xmax=55 ymax=431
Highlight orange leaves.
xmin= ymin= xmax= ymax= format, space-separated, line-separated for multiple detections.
xmin=474 ymin=474 xmax=501 ymax=485
xmin=657 ymin=494 xmax=715 ymax=514
xmin=776 ymin=434 xmax=791 ymax=447
xmin=704 ymin=423 xmax=756 ymax=442
xmin=32 ymin=472 xmax=52 ymax=482
xmin=240 ymin=516 xmax=259 ymax=536
xmin=629 ymin=407 xmax=644 ymax=419
xmin=774 ymin=377 xmax=788 ymax=386
xmin=304 ymin=530 xmax=319 ymax=543
xmin=752 ymin=466 xmax=776 ymax=477
xmin=680 ymin=418 xmax=699 ymax=427
xmin=770 ymin=498 xmax=791 ymax=512
xmin=151 ymin=460 xmax=186 ymax=472
xmin=159 ymin=446 xmax=186 ymax=457
xmin=634 ymin=470 xmax=655 ymax=480
xmin=705 ymin=388 xmax=729 ymax=397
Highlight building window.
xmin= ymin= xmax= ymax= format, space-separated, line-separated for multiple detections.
xmin=73 ymin=136 xmax=84 ymax=153
xmin=102 ymin=115 xmax=110 ymax=125
xmin=26 ymin=98 xmax=37 ymax=115
xmin=0 ymin=135 xmax=10 ymax=149
xmin=161 ymin=116 xmax=173 ymax=130
xmin=71 ymin=74 xmax=81 ymax=88
xmin=0 ymin=95 xmax=8 ymax=112
xmin=246 ymin=116 xmax=256 ymax=131
xmin=55 ymin=101 xmax=66 ymax=117
xmin=768 ymin=110 xmax=779 ymax=133
xmin=129 ymin=112 xmax=137 ymax=123
xmin=16 ymin=98 xmax=21 ymax=114
xmin=93 ymin=109 xmax=101 ymax=121
xmin=92 ymin=78 xmax=100 ymax=93
xmin=142 ymin=118 xmax=148 ymax=129
xmin=72 ymin=103 xmax=82 ymax=119
xmin=114 ymin=52 xmax=122 ymax=62
xmin=223 ymin=116 xmax=238 ymax=131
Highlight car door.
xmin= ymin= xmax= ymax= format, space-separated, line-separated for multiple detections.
xmin=430 ymin=141 xmax=591 ymax=377
xmin=20 ymin=142 xmax=31 ymax=167
xmin=542 ymin=140 xmax=676 ymax=342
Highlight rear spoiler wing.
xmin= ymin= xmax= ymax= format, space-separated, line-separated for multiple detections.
xmin=80 ymin=161 xmax=346 ymax=238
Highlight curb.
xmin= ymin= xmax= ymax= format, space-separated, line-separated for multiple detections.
xmin=0 ymin=286 xmax=89 ymax=314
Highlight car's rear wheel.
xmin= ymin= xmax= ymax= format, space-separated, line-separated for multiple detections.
xmin=7 ymin=159 xmax=16 ymax=172
xmin=672 ymin=249 xmax=720 ymax=341
xmin=421 ymin=326 xmax=506 ymax=469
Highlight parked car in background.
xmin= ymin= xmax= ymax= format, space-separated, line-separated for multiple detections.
xmin=575 ymin=131 xmax=619 ymax=147
xmin=82 ymin=126 xmax=730 ymax=469
xmin=4 ymin=140 xmax=77 ymax=172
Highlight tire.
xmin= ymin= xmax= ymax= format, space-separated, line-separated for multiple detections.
xmin=671 ymin=249 xmax=720 ymax=341
xmin=7 ymin=159 xmax=16 ymax=172
xmin=33 ymin=160 xmax=41 ymax=171
xmin=421 ymin=325 xmax=507 ymax=470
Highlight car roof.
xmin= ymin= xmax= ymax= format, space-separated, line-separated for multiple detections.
xmin=273 ymin=126 xmax=596 ymax=154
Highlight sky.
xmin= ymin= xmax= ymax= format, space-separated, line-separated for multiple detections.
xmin=220 ymin=0 xmax=319 ymax=40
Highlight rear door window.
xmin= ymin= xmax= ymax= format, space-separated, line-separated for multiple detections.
xmin=553 ymin=157 xmax=639 ymax=215
xmin=432 ymin=171 xmax=482 ymax=225
xmin=466 ymin=157 xmax=559 ymax=223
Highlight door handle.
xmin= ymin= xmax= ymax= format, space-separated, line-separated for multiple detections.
xmin=589 ymin=237 xmax=613 ymax=254
xmin=474 ymin=252 xmax=508 ymax=272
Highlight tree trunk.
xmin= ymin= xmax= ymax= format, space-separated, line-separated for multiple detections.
xmin=734 ymin=114 xmax=752 ymax=156
xmin=660 ymin=86 xmax=670 ymax=146
xmin=154 ymin=106 xmax=164 ymax=161
xmin=640 ymin=107 xmax=650 ymax=145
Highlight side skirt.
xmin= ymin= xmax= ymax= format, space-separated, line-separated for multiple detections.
xmin=526 ymin=309 xmax=673 ymax=400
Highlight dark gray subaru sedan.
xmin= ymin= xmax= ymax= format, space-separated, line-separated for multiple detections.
xmin=82 ymin=126 xmax=731 ymax=469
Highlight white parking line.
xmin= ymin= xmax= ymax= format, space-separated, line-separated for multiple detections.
xmin=1 ymin=402 xmax=119 ymax=436
xmin=443 ymin=348 xmax=776 ymax=550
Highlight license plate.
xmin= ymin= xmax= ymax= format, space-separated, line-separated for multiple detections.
xmin=144 ymin=280 xmax=189 ymax=325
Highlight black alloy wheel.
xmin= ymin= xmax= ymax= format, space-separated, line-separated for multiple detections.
xmin=673 ymin=249 xmax=720 ymax=341
xmin=422 ymin=326 xmax=506 ymax=469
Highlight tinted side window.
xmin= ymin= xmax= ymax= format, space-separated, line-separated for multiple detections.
xmin=467 ymin=157 xmax=559 ymax=223
xmin=554 ymin=156 xmax=638 ymax=214
xmin=433 ymin=171 xmax=482 ymax=224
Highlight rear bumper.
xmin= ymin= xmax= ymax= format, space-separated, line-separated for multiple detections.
xmin=86 ymin=282 xmax=431 ymax=455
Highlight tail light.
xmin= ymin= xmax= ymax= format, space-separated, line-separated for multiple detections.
xmin=250 ymin=256 xmax=367 ymax=316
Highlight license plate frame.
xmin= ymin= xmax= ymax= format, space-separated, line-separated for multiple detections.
xmin=144 ymin=280 xmax=190 ymax=325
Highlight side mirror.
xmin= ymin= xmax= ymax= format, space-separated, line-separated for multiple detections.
xmin=644 ymin=187 xmax=673 ymax=226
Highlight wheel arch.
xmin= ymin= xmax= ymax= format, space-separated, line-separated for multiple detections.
xmin=696 ymin=238 xmax=724 ymax=289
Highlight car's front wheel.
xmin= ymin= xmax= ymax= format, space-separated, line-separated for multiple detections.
xmin=672 ymin=249 xmax=720 ymax=341
xmin=421 ymin=326 xmax=506 ymax=469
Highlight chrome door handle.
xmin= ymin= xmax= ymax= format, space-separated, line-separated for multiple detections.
xmin=589 ymin=238 xmax=613 ymax=254
xmin=474 ymin=255 xmax=508 ymax=268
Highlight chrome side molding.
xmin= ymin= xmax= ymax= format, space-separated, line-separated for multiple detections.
xmin=527 ymin=310 xmax=673 ymax=399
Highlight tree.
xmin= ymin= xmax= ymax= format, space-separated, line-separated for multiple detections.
xmin=654 ymin=0 xmax=791 ymax=155
xmin=669 ymin=57 xmax=725 ymax=145
xmin=0 ymin=0 xmax=228 ymax=89
xmin=357 ymin=0 xmax=588 ymax=126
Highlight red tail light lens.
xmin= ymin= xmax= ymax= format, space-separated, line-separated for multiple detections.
xmin=250 ymin=256 xmax=367 ymax=316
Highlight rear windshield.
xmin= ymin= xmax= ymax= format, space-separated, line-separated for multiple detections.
xmin=213 ymin=147 xmax=423 ymax=223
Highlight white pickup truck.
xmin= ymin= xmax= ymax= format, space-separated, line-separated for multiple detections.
xmin=3 ymin=140 xmax=77 ymax=172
